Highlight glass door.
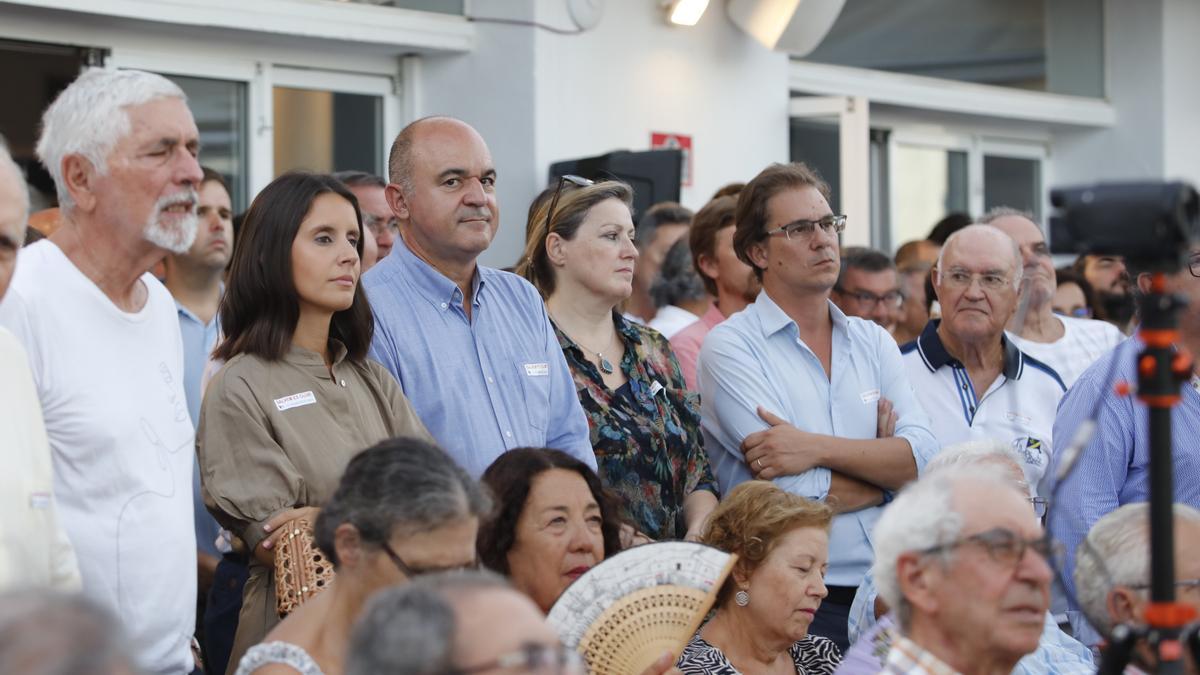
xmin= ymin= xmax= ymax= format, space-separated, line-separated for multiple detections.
xmin=788 ymin=95 xmax=872 ymax=247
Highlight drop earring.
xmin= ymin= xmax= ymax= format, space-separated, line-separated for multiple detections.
xmin=734 ymin=589 xmax=750 ymax=607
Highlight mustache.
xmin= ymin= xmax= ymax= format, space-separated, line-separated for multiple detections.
xmin=459 ymin=208 xmax=493 ymax=221
xmin=155 ymin=189 xmax=199 ymax=213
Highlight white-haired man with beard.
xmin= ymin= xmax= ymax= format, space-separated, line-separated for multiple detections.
xmin=0 ymin=69 xmax=203 ymax=674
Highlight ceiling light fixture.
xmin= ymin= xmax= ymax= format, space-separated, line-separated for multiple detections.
xmin=664 ymin=0 xmax=709 ymax=27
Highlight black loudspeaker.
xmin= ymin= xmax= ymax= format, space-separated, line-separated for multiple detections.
xmin=548 ymin=149 xmax=683 ymax=219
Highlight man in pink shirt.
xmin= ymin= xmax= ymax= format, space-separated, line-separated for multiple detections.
xmin=670 ymin=194 xmax=761 ymax=391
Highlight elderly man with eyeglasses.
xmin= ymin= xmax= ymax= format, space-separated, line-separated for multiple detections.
xmin=832 ymin=246 xmax=904 ymax=334
xmin=900 ymin=224 xmax=1067 ymax=498
xmin=699 ymin=162 xmax=938 ymax=651
xmin=871 ymin=463 xmax=1056 ymax=675
xmin=981 ymin=207 xmax=1124 ymax=387
xmin=1049 ymin=242 xmax=1200 ymax=650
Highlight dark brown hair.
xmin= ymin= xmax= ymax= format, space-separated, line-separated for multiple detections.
xmin=688 ymin=195 xmax=737 ymax=297
xmin=477 ymin=448 xmax=623 ymax=576
xmin=733 ymin=162 xmax=831 ymax=279
xmin=214 ymin=171 xmax=373 ymax=362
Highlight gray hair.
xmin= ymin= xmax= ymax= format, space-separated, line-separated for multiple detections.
xmin=332 ymin=170 xmax=386 ymax=190
xmin=926 ymin=438 xmax=1030 ymax=492
xmin=346 ymin=570 xmax=512 ymax=675
xmin=0 ymin=136 xmax=29 ymax=236
xmin=872 ymin=464 xmax=1015 ymax=630
xmin=937 ymin=224 xmax=1024 ymax=291
xmin=0 ymin=590 xmax=138 ymax=675
xmin=1075 ymin=502 xmax=1200 ymax=635
xmin=650 ymin=238 xmax=708 ymax=308
xmin=978 ymin=206 xmax=1038 ymax=229
xmin=313 ymin=437 xmax=492 ymax=567
xmin=635 ymin=201 xmax=693 ymax=249
xmin=37 ymin=69 xmax=186 ymax=211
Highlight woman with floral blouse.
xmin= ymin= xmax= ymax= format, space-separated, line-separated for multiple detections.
xmin=517 ymin=176 xmax=718 ymax=541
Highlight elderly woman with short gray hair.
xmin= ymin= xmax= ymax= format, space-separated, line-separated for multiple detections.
xmin=234 ymin=437 xmax=489 ymax=675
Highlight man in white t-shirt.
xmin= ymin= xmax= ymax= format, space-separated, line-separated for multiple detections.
xmin=0 ymin=137 xmax=81 ymax=593
xmin=0 ymin=69 xmax=203 ymax=675
xmin=983 ymin=208 xmax=1124 ymax=387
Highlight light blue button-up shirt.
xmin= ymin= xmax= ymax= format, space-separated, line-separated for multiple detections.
xmin=699 ymin=290 xmax=939 ymax=586
xmin=176 ymin=300 xmax=222 ymax=558
xmin=363 ymin=234 xmax=594 ymax=478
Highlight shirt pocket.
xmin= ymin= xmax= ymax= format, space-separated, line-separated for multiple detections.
xmin=517 ymin=358 xmax=552 ymax=432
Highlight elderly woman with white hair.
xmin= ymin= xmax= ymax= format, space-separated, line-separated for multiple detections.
xmin=1073 ymin=502 xmax=1200 ymax=670
xmin=833 ymin=440 xmax=1093 ymax=675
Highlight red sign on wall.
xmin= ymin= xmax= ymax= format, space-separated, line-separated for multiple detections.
xmin=650 ymin=132 xmax=693 ymax=187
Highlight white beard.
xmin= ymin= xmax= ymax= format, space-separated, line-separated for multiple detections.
xmin=144 ymin=190 xmax=199 ymax=254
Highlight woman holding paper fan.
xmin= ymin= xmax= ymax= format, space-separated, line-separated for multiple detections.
xmin=678 ymin=481 xmax=842 ymax=674
xmin=517 ymin=177 xmax=718 ymax=542
xmin=198 ymin=172 xmax=431 ymax=671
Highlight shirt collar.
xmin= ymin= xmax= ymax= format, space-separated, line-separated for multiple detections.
xmin=283 ymin=339 xmax=349 ymax=380
xmin=174 ymin=284 xmax=224 ymax=327
xmin=755 ymin=289 xmax=848 ymax=338
xmin=913 ymin=319 xmax=1022 ymax=380
xmin=887 ymin=635 xmax=964 ymax=675
xmin=394 ymin=233 xmax=485 ymax=312
xmin=701 ymin=302 xmax=726 ymax=329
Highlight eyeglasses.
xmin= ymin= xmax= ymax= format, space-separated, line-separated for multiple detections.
xmin=380 ymin=541 xmax=477 ymax=578
xmin=1053 ymin=307 xmax=1092 ymax=319
xmin=921 ymin=527 xmax=1060 ymax=569
xmin=765 ymin=214 xmax=846 ymax=241
xmin=362 ymin=213 xmax=399 ymax=236
xmin=1189 ymin=254 xmax=1200 ymax=278
xmin=1028 ymin=497 xmax=1048 ymax=519
xmin=455 ymin=643 xmax=587 ymax=675
xmin=544 ymin=175 xmax=594 ymax=236
xmin=940 ymin=268 xmax=1013 ymax=292
xmin=1130 ymin=579 xmax=1200 ymax=593
xmin=837 ymin=289 xmax=903 ymax=309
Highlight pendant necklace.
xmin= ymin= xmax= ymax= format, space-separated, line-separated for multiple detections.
xmin=551 ymin=315 xmax=617 ymax=375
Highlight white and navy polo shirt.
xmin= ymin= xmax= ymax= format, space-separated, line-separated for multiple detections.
xmin=901 ymin=320 xmax=1067 ymax=495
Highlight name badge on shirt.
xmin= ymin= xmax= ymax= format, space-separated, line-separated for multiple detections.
xmin=649 ymin=381 xmax=665 ymax=398
xmin=274 ymin=390 xmax=317 ymax=411
xmin=1006 ymin=411 xmax=1032 ymax=426
xmin=524 ymin=363 xmax=550 ymax=377
xmin=860 ymin=388 xmax=881 ymax=404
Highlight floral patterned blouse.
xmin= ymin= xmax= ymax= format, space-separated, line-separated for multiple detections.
xmin=553 ymin=313 xmax=717 ymax=540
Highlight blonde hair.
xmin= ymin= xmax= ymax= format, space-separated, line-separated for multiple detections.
xmin=516 ymin=180 xmax=633 ymax=298
xmin=702 ymin=481 xmax=833 ymax=606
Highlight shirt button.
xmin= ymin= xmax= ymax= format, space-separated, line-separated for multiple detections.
xmin=340 ymin=380 xmax=347 ymax=387
xmin=487 ymin=377 xmax=494 ymax=383
xmin=440 ymin=302 xmax=448 ymax=309
xmin=505 ymin=431 xmax=513 ymax=438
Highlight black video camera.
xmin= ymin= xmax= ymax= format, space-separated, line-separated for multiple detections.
xmin=1049 ymin=182 xmax=1200 ymax=273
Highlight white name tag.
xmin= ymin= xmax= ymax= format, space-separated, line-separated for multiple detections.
xmin=649 ymin=381 xmax=665 ymax=397
xmin=860 ymin=388 xmax=881 ymax=404
xmin=274 ymin=391 xmax=317 ymax=411
xmin=1006 ymin=411 xmax=1032 ymax=426
xmin=29 ymin=492 xmax=51 ymax=510
xmin=524 ymin=363 xmax=550 ymax=377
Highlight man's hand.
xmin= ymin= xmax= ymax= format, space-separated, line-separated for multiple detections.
xmin=253 ymin=506 xmax=320 ymax=566
xmin=876 ymin=397 xmax=897 ymax=438
xmin=742 ymin=407 xmax=826 ymax=480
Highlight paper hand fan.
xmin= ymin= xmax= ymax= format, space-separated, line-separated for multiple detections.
xmin=546 ymin=541 xmax=736 ymax=675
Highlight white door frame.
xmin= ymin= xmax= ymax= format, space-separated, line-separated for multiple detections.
xmin=788 ymin=95 xmax=871 ymax=246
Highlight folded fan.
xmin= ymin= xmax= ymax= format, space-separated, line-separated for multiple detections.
xmin=546 ymin=541 xmax=736 ymax=675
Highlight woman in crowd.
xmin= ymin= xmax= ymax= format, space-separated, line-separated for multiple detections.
xmin=517 ymin=177 xmax=718 ymax=541
xmin=235 ymin=437 xmax=488 ymax=675
xmin=1052 ymin=266 xmax=1097 ymax=320
xmin=477 ymin=447 xmax=623 ymax=612
xmin=198 ymin=171 xmax=432 ymax=672
xmin=678 ymin=480 xmax=841 ymax=674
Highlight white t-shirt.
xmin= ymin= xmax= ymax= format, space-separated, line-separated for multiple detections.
xmin=0 ymin=241 xmax=196 ymax=675
xmin=1008 ymin=315 xmax=1124 ymax=388
xmin=647 ymin=305 xmax=701 ymax=340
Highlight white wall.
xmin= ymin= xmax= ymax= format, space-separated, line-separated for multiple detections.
xmin=422 ymin=1 xmax=791 ymax=268
xmin=1162 ymin=0 xmax=1200 ymax=188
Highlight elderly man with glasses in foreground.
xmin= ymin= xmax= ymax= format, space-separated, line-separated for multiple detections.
xmin=872 ymin=463 xmax=1055 ymax=675
xmin=901 ymin=225 xmax=1067 ymax=497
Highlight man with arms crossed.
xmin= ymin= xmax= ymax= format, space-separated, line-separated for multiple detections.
xmin=699 ymin=162 xmax=938 ymax=651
